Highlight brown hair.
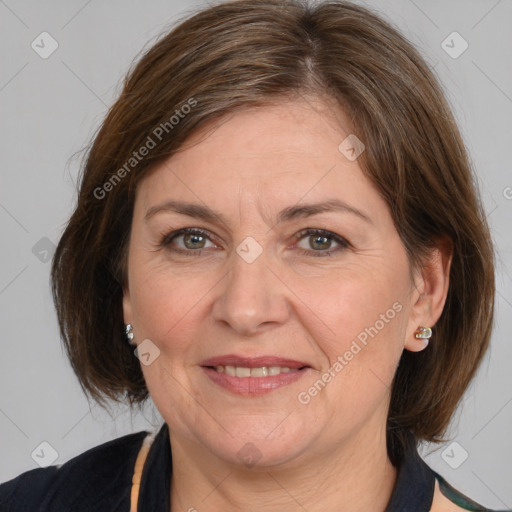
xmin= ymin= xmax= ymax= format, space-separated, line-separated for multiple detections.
xmin=51 ymin=0 xmax=495 ymax=448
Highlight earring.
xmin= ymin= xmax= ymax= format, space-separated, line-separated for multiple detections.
xmin=125 ymin=324 xmax=135 ymax=344
xmin=415 ymin=326 xmax=432 ymax=340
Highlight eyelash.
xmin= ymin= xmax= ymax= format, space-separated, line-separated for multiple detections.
xmin=159 ymin=227 xmax=349 ymax=258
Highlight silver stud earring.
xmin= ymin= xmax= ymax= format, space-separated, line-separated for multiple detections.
xmin=125 ymin=324 xmax=135 ymax=344
xmin=415 ymin=326 xmax=432 ymax=340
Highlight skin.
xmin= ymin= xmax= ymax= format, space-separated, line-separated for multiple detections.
xmin=123 ymin=96 xmax=453 ymax=511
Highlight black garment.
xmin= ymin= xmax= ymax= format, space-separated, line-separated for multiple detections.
xmin=0 ymin=423 xmax=508 ymax=511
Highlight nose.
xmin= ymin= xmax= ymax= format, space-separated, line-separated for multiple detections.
xmin=211 ymin=246 xmax=291 ymax=336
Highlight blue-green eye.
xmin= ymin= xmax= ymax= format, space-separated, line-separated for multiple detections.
xmin=160 ymin=228 xmax=216 ymax=254
xmin=294 ymin=228 xmax=349 ymax=256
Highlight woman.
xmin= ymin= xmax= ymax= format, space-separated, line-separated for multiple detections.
xmin=0 ymin=0 xmax=507 ymax=510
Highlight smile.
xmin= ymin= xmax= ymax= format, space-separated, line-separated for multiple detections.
xmin=212 ymin=365 xmax=301 ymax=377
xmin=201 ymin=365 xmax=310 ymax=396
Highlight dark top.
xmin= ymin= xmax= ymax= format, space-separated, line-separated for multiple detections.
xmin=0 ymin=423 xmax=509 ymax=511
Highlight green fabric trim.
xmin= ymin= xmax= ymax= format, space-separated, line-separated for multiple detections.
xmin=434 ymin=471 xmax=512 ymax=512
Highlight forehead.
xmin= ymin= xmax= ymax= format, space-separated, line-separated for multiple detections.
xmin=135 ymin=98 xmax=385 ymax=221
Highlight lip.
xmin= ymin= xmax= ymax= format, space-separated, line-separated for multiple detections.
xmin=201 ymin=366 xmax=310 ymax=396
xmin=200 ymin=355 xmax=310 ymax=369
xmin=200 ymin=354 xmax=311 ymax=396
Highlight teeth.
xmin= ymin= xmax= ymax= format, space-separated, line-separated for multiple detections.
xmin=250 ymin=367 xmax=268 ymax=377
xmin=236 ymin=367 xmax=251 ymax=377
xmin=214 ymin=365 xmax=300 ymax=377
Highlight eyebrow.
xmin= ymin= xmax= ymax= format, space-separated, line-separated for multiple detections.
xmin=144 ymin=198 xmax=372 ymax=225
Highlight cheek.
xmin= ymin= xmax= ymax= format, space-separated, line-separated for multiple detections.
xmin=128 ymin=264 xmax=206 ymax=352
xmin=294 ymin=285 xmax=407 ymax=434
xmin=292 ymin=258 xmax=410 ymax=403
xmin=294 ymin=259 xmax=409 ymax=351
xmin=127 ymin=266 xmax=214 ymax=421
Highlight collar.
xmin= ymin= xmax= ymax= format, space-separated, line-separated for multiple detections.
xmin=137 ymin=423 xmax=435 ymax=512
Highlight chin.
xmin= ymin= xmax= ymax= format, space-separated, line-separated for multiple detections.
xmin=194 ymin=417 xmax=319 ymax=470
xmin=217 ymin=439 xmax=307 ymax=470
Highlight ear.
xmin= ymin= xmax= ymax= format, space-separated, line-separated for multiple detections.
xmin=404 ymin=237 xmax=453 ymax=352
xmin=122 ymin=285 xmax=133 ymax=326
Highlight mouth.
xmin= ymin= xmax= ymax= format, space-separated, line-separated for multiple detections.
xmin=209 ymin=365 xmax=305 ymax=377
xmin=200 ymin=355 xmax=311 ymax=396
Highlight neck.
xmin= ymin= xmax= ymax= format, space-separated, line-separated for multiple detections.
xmin=169 ymin=424 xmax=397 ymax=511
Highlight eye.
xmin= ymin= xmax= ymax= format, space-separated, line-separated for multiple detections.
xmin=159 ymin=227 xmax=348 ymax=257
xmin=160 ymin=228 xmax=217 ymax=254
xmin=294 ymin=228 xmax=349 ymax=256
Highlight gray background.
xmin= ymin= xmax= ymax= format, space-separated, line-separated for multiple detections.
xmin=0 ymin=0 xmax=511 ymax=508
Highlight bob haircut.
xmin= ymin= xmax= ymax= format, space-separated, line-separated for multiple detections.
xmin=51 ymin=0 xmax=494 ymax=451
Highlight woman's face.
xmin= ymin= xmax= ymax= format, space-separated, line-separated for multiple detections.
xmin=123 ymin=97 xmax=425 ymax=468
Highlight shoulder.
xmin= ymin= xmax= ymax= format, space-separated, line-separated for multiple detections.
xmin=0 ymin=430 xmax=149 ymax=512
xmin=431 ymin=473 xmax=511 ymax=512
